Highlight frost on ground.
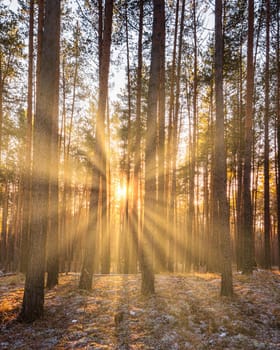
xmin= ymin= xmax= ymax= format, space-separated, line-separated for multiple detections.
xmin=0 ymin=270 xmax=280 ymax=349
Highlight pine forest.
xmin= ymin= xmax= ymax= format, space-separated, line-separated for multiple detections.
xmin=0 ymin=0 xmax=280 ymax=349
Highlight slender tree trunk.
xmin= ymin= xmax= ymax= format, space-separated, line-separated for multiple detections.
xmin=167 ymin=0 xmax=179 ymax=272
xmin=171 ymin=0 xmax=184 ymax=270
xmin=264 ymin=0 xmax=271 ymax=269
xmin=0 ymin=52 xmax=4 ymax=266
xmin=46 ymin=0 xmax=60 ymax=288
xmin=132 ymin=0 xmax=144 ymax=274
xmin=123 ymin=3 xmax=132 ymax=274
xmin=80 ymin=0 xmax=113 ymax=287
xmin=141 ymin=0 xmax=165 ymax=295
xmin=106 ymin=100 xmax=112 ymax=272
xmin=214 ymin=0 xmax=233 ymax=297
xmin=99 ymin=0 xmax=113 ymax=275
xmin=206 ymin=81 xmax=214 ymax=272
xmin=241 ymin=0 xmax=254 ymax=274
xmin=276 ymin=0 xmax=280 ymax=270
xmin=189 ymin=0 xmax=197 ymax=270
xmin=20 ymin=0 xmax=34 ymax=274
xmin=36 ymin=0 xmax=44 ymax=101
xmin=79 ymin=169 xmax=99 ymax=289
xmin=157 ymin=0 xmax=166 ymax=272
xmin=236 ymin=43 xmax=244 ymax=271
xmin=61 ymin=31 xmax=79 ymax=273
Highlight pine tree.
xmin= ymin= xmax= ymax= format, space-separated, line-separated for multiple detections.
xmin=19 ymin=0 xmax=61 ymax=322
xmin=141 ymin=0 xmax=165 ymax=295
xmin=214 ymin=0 xmax=233 ymax=297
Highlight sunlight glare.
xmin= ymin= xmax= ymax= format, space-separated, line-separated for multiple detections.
xmin=116 ymin=183 xmax=127 ymax=201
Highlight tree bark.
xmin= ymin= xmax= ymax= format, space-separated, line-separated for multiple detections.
xmin=20 ymin=0 xmax=34 ymax=274
xmin=241 ymin=0 xmax=254 ymax=274
xmin=20 ymin=0 xmax=60 ymax=322
xmin=79 ymin=0 xmax=113 ymax=288
xmin=166 ymin=0 xmax=179 ymax=272
xmin=276 ymin=0 xmax=280 ymax=270
xmin=46 ymin=0 xmax=60 ymax=288
xmin=264 ymin=0 xmax=271 ymax=269
xmin=141 ymin=0 xmax=165 ymax=295
xmin=99 ymin=0 xmax=113 ymax=275
xmin=157 ymin=0 xmax=166 ymax=272
xmin=214 ymin=0 xmax=233 ymax=297
xmin=132 ymin=0 xmax=144 ymax=275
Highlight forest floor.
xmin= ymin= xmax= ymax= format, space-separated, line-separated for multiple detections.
xmin=0 ymin=270 xmax=280 ymax=349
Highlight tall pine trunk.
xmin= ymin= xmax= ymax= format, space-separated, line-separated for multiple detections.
xmin=141 ymin=0 xmax=165 ymax=295
xmin=214 ymin=0 xmax=233 ymax=297
xmin=167 ymin=0 xmax=179 ymax=272
xmin=99 ymin=0 xmax=113 ymax=275
xmin=46 ymin=0 xmax=60 ymax=287
xmin=132 ymin=0 xmax=144 ymax=274
xmin=276 ymin=0 xmax=280 ymax=270
xmin=123 ymin=3 xmax=132 ymax=274
xmin=20 ymin=0 xmax=60 ymax=322
xmin=241 ymin=0 xmax=254 ymax=274
xmin=79 ymin=0 xmax=113 ymax=288
xmin=20 ymin=0 xmax=34 ymax=274
xmin=157 ymin=0 xmax=166 ymax=272
xmin=264 ymin=0 xmax=271 ymax=269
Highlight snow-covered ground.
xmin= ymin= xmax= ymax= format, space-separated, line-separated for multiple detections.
xmin=0 ymin=270 xmax=280 ymax=349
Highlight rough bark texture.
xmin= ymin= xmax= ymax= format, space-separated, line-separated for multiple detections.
xmin=141 ymin=0 xmax=165 ymax=295
xmin=79 ymin=0 xmax=113 ymax=288
xmin=99 ymin=0 xmax=113 ymax=275
xmin=156 ymin=0 xmax=165 ymax=273
xmin=214 ymin=0 xmax=233 ymax=297
xmin=276 ymin=0 xmax=280 ymax=271
xmin=20 ymin=0 xmax=60 ymax=322
xmin=132 ymin=0 xmax=144 ymax=275
xmin=264 ymin=0 xmax=271 ymax=270
xmin=241 ymin=0 xmax=254 ymax=275
xmin=20 ymin=0 xmax=34 ymax=274
xmin=166 ymin=0 xmax=179 ymax=273
xmin=46 ymin=0 xmax=60 ymax=288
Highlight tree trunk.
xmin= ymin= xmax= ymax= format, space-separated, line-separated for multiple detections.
xmin=46 ymin=0 xmax=60 ymax=288
xmin=79 ymin=170 xmax=99 ymax=289
xmin=141 ymin=0 xmax=165 ymax=295
xmin=132 ymin=0 xmax=144 ymax=275
xmin=167 ymin=0 xmax=179 ymax=272
xmin=214 ymin=0 xmax=233 ymax=297
xmin=20 ymin=0 xmax=34 ymax=274
xmin=79 ymin=0 xmax=113 ymax=287
xmin=156 ymin=0 xmax=166 ymax=272
xmin=236 ymin=43 xmax=244 ymax=271
xmin=99 ymin=0 xmax=113 ymax=275
xmin=264 ymin=0 xmax=271 ymax=269
xmin=171 ymin=0 xmax=185 ymax=270
xmin=19 ymin=0 xmax=61 ymax=322
xmin=276 ymin=0 xmax=280 ymax=270
xmin=189 ymin=0 xmax=196 ymax=270
xmin=241 ymin=0 xmax=254 ymax=274
xmin=122 ymin=3 xmax=132 ymax=274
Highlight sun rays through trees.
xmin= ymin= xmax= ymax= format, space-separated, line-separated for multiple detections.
xmin=0 ymin=0 xmax=279 ymax=323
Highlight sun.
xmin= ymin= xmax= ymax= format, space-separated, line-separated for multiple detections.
xmin=116 ymin=182 xmax=127 ymax=201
